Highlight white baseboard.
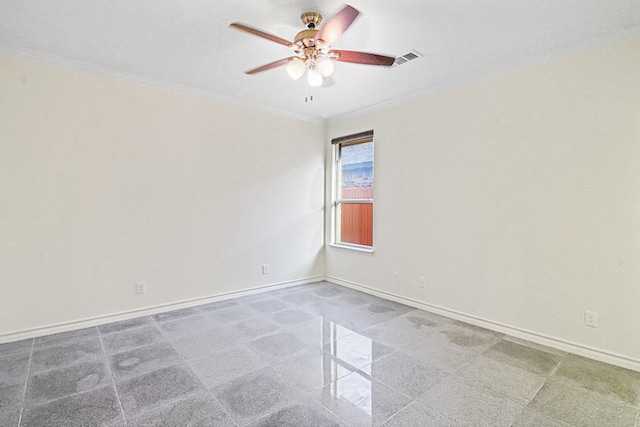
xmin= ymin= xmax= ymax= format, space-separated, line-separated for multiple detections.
xmin=326 ymin=275 xmax=640 ymax=373
xmin=0 ymin=276 xmax=324 ymax=344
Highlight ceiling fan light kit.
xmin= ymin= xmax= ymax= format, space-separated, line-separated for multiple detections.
xmin=230 ymin=4 xmax=395 ymax=87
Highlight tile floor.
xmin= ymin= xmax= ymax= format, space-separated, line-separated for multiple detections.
xmin=1 ymin=281 xmax=639 ymax=426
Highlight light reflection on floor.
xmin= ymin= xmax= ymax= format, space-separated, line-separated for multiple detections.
xmin=323 ymin=317 xmax=374 ymax=417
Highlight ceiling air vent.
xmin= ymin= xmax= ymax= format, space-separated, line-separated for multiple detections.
xmin=393 ymin=50 xmax=423 ymax=67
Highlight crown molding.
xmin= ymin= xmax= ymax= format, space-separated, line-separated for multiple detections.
xmin=327 ymin=28 xmax=640 ymax=125
xmin=0 ymin=45 xmax=325 ymax=125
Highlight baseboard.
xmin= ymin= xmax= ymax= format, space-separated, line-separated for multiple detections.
xmin=0 ymin=276 xmax=324 ymax=344
xmin=326 ymin=275 xmax=640 ymax=373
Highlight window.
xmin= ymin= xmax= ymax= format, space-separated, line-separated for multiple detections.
xmin=332 ymin=130 xmax=374 ymax=250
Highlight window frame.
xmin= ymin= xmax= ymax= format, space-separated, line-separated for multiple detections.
xmin=330 ymin=130 xmax=375 ymax=252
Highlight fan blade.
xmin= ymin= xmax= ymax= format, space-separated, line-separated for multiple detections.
xmin=330 ymin=50 xmax=396 ymax=66
xmin=245 ymin=57 xmax=293 ymax=75
xmin=316 ymin=5 xmax=359 ymax=46
xmin=230 ymin=23 xmax=294 ymax=48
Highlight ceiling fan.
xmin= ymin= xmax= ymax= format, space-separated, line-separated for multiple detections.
xmin=229 ymin=5 xmax=395 ymax=87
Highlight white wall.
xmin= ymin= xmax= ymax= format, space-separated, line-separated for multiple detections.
xmin=326 ymin=38 xmax=640 ymax=363
xmin=0 ymin=55 xmax=325 ymax=337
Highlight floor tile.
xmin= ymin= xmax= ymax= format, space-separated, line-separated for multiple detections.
xmin=361 ymin=301 xmax=415 ymax=321
xmin=0 ymin=384 xmax=25 ymax=414
xmin=204 ymin=306 xmax=257 ymax=325
xmin=365 ymin=351 xmax=447 ymax=398
xmin=7 ymin=281 xmax=638 ymax=427
xmin=152 ymin=307 xmax=200 ymax=323
xmin=248 ymin=399 xmax=347 ymax=427
xmin=380 ymin=402 xmax=459 ymax=426
xmin=269 ymin=347 xmax=357 ymax=393
xmin=98 ymin=316 xmax=154 ymax=335
xmin=552 ymin=353 xmax=640 ymax=408
xmin=483 ymin=339 xmax=563 ymax=376
xmin=33 ymin=327 xmax=99 ymax=349
xmin=197 ymin=299 xmax=239 ymax=313
xmin=0 ymin=409 xmax=21 ymax=427
xmin=440 ymin=320 xmax=504 ymax=345
xmin=212 ymin=366 xmax=301 ymax=426
xmin=332 ymin=293 xmax=381 ymax=309
xmin=313 ymin=370 xmax=411 ymax=427
xmin=116 ymin=364 xmax=205 ymax=418
xmin=0 ymin=338 xmax=33 ymax=357
xmin=229 ymin=317 xmax=281 ymax=341
xmin=231 ymin=291 xmax=274 ymax=303
xmin=249 ymin=331 xmax=309 ymax=360
xmin=0 ymin=351 xmax=31 ymax=385
xmin=285 ymin=318 xmax=354 ymax=349
xmin=279 ymin=290 xmax=322 ymax=305
xmin=188 ymin=344 xmax=268 ymax=388
xmin=502 ymin=336 xmax=568 ymax=358
xmin=360 ymin=310 xmax=444 ymax=350
xmin=324 ymin=310 xmax=383 ymax=334
xmin=402 ymin=324 xmax=502 ymax=373
xmin=312 ymin=284 xmax=350 ymax=298
xmin=157 ymin=314 xmax=216 ymax=340
xmin=101 ymin=325 xmax=166 ymax=355
xmin=24 ymin=359 xmax=111 ymax=407
xmin=126 ymin=391 xmax=235 ymax=427
xmin=453 ymin=355 xmax=547 ymax=402
xmin=302 ymin=300 xmax=347 ymax=316
xmin=323 ymin=332 xmax=395 ymax=369
xmin=30 ymin=337 xmax=103 ymax=373
xmin=510 ymin=407 xmax=574 ymax=427
xmin=20 ymin=385 xmax=125 ymax=427
xmin=528 ymin=379 xmax=639 ymax=426
xmin=247 ymin=298 xmax=291 ymax=314
xmin=171 ymin=328 xmax=238 ymax=360
xmin=269 ymin=308 xmax=317 ymax=326
xmin=415 ymin=375 xmax=524 ymax=427
xmin=108 ymin=342 xmax=182 ymax=380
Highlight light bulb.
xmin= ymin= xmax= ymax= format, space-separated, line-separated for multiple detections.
xmin=316 ymin=56 xmax=335 ymax=77
xmin=286 ymin=58 xmax=305 ymax=80
xmin=307 ymin=67 xmax=323 ymax=87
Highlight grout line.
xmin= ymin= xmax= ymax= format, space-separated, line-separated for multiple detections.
xmin=634 ymin=411 xmax=638 ymax=427
xmin=97 ymin=332 xmax=127 ymax=425
xmin=16 ymin=338 xmax=35 ymax=427
xmin=155 ymin=316 xmax=241 ymax=427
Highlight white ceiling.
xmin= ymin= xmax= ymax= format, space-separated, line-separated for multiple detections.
xmin=1 ymin=1 xmax=639 ymax=120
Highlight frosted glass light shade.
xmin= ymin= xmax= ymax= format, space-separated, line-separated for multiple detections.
xmin=286 ymin=59 xmax=306 ymax=80
xmin=307 ymin=67 xmax=323 ymax=87
xmin=316 ymin=56 xmax=335 ymax=77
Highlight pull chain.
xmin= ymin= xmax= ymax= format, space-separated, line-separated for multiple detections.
xmin=305 ymin=75 xmax=314 ymax=102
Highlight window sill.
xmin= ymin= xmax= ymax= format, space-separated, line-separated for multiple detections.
xmin=328 ymin=243 xmax=374 ymax=254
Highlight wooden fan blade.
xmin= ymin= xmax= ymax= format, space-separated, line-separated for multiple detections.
xmin=245 ymin=57 xmax=293 ymax=75
xmin=230 ymin=23 xmax=294 ymax=48
xmin=330 ymin=50 xmax=396 ymax=66
xmin=316 ymin=5 xmax=359 ymax=46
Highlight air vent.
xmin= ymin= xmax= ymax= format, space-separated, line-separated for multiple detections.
xmin=393 ymin=50 xmax=423 ymax=67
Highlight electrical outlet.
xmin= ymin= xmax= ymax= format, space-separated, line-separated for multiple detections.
xmin=584 ymin=310 xmax=598 ymax=328
xmin=135 ymin=282 xmax=146 ymax=295
xmin=261 ymin=264 xmax=269 ymax=275
xmin=394 ymin=272 xmax=400 ymax=283
xmin=419 ymin=276 xmax=426 ymax=288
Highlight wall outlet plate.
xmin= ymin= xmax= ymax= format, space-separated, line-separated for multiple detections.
xmin=135 ymin=282 xmax=146 ymax=294
xmin=584 ymin=310 xmax=598 ymax=328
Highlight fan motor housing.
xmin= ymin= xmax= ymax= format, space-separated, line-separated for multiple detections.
xmin=295 ymin=29 xmax=318 ymax=47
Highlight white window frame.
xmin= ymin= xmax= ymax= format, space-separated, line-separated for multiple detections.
xmin=330 ymin=130 xmax=374 ymax=252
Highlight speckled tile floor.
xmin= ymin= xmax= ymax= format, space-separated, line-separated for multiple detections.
xmin=1 ymin=281 xmax=639 ymax=426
